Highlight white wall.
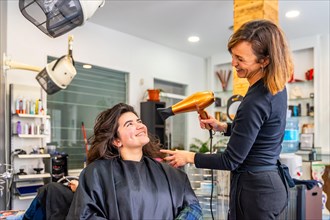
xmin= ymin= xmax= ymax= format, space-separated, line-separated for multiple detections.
xmin=5 ymin=1 xmax=208 ymax=145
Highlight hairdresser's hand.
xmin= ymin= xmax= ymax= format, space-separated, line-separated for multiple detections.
xmin=199 ymin=114 xmax=227 ymax=133
xmin=160 ymin=149 xmax=195 ymax=168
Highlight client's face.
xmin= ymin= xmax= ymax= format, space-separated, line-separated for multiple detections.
xmin=116 ymin=112 xmax=150 ymax=150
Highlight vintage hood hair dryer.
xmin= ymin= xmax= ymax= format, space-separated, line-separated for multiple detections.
xmin=3 ymin=35 xmax=76 ymax=95
xmin=19 ymin=0 xmax=105 ymax=38
xmin=157 ymin=91 xmax=215 ymax=129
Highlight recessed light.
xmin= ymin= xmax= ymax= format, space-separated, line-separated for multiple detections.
xmin=188 ymin=36 xmax=200 ymax=43
xmin=286 ymin=10 xmax=300 ymax=18
xmin=83 ymin=64 xmax=92 ymax=69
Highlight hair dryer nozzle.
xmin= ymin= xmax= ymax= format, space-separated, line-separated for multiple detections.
xmin=157 ymin=91 xmax=215 ymax=121
xmin=157 ymin=107 xmax=174 ymax=121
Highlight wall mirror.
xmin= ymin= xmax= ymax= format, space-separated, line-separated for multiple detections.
xmin=227 ymin=94 xmax=243 ymax=121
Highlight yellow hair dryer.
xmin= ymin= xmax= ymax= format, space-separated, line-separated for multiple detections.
xmin=157 ymin=91 xmax=215 ymax=130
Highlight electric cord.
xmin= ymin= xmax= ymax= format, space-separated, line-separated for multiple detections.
xmin=208 ymin=129 xmax=215 ymax=220
xmin=0 ymin=163 xmax=14 ymax=209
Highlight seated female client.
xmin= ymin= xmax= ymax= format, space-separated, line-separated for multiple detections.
xmin=66 ymin=103 xmax=202 ymax=219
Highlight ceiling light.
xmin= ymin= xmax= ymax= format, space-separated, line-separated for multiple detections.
xmin=83 ymin=64 xmax=92 ymax=69
xmin=286 ymin=10 xmax=300 ymax=18
xmin=188 ymin=36 xmax=200 ymax=43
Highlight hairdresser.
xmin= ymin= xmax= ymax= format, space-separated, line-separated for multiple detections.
xmin=161 ymin=19 xmax=293 ymax=220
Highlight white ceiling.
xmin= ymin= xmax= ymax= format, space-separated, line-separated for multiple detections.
xmin=89 ymin=0 xmax=330 ymax=58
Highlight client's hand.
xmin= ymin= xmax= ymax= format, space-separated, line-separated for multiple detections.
xmin=160 ymin=149 xmax=195 ymax=168
xmin=68 ymin=179 xmax=79 ymax=192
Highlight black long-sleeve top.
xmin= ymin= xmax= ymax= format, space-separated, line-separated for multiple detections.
xmin=195 ymin=79 xmax=287 ymax=170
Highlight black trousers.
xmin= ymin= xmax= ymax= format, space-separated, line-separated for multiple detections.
xmin=235 ymin=170 xmax=287 ymax=220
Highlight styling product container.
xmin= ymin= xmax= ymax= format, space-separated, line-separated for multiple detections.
xmin=282 ymin=117 xmax=299 ymax=153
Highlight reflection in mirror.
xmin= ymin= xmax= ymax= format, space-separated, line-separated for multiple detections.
xmin=227 ymin=95 xmax=244 ymax=121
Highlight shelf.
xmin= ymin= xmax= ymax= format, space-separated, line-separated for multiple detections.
xmin=290 ymin=115 xmax=314 ymax=118
xmin=141 ymin=101 xmax=166 ymax=146
xmin=9 ymin=84 xmax=51 ymax=209
xmin=190 ymin=174 xmax=215 ymax=178
xmin=18 ymin=195 xmax=36 ymax=200
xmin=194 ymin=189 xmax=218 ymax=197
xmin=17 ymin=154 xmax=51 ymax=159
xmin=16 ymin=173 xmax=51 ymax=180
xmin=189 ymin=180 xmax=203 ymax=184
xmin=288 ymin=79 xmax=313 ymax=84
xmin=214 ymin=105 xmax=227 ymax=108
xmin=217 ymin=195 xmax=230 ymax=200
xmin=17 ymin=134 xmax=48 ymax=138
xmin=288 ymin=97 xmax=313 ymax=101
xmin=198 ymin=203 xmax=217 ymax=210
xmin=13 ymin=113 xmax=50 ymax=119
xmin=214 ymin=90 xmax=233 ymax=94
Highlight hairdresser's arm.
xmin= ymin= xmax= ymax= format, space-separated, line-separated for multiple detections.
xmin=162 ymin=115 xmax=231 ymax=168
xmin=160 ymin=149 xmax=195 ymax=168
xmin=199 ymin=114 xmax=230 ymax=134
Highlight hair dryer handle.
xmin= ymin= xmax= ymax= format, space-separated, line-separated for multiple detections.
xmin=198 ymin=110 xmax=212 ymax=130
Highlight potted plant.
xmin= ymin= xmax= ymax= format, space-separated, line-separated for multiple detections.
xmin=189 ymin=138 xmax=210 ymax=153
xmin=189 ymin=137 xmax=227 ymax=153
xmin=142 ymin=89 xmax=164 ymax=102
xmin=147 ymin=89 xmax=161 ymax=101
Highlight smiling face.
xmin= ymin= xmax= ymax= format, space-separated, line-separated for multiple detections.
xmin=114 ymin=112 xmax=150 ymax=153
xmin=231 ymin=41 xmax=266 ymax=85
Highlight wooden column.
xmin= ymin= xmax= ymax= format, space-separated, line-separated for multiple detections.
xmin=232 ymin=0 xmax=278 ymax=96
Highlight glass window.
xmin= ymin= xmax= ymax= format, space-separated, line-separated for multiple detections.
xmin=154 ymin=79 xmax=187 ymax=150
xmin=47 ymin=56 xmax=128 ymax=169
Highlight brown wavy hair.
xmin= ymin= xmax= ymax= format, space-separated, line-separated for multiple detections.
xmin=228 ymin=19 xmax=293 ymax=95
xmin=87 ymin=103 xmax=165 ymax=165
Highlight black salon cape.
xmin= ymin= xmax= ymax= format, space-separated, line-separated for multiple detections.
xmin=66 ymin=156 xmax=200 ymax=220
xmin=23 ymin=182 xmax=74 ymax=220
